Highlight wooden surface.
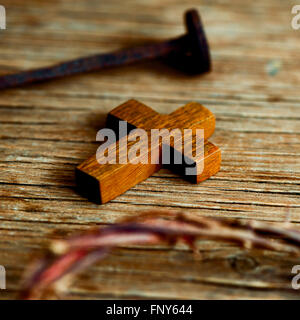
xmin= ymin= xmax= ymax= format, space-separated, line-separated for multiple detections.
xmin=0 ymin=0 xmax=299 ymax=299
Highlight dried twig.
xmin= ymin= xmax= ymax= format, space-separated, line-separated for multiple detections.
xmin=20 ymin=210 xmax=300 ymax=299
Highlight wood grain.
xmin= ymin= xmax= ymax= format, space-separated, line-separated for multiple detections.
xmin=76 ymin=99 xmax=220 ymax=203
xmin=0 ymin=0 xmax=299 ymax=300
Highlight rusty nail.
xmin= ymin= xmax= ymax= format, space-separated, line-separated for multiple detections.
xmin=0 ymin=9 xmax=211 ymax=90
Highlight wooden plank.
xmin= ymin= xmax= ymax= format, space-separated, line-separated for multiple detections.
xmin=0 ymin=0 xmax=299 ymax=299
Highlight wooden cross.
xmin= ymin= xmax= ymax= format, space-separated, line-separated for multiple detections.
xmin=76 ymin=99 xmax=221 ymax=204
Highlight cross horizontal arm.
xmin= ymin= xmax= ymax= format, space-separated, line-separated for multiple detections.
xmin=107 ymin=99 xmax=215 ymax=140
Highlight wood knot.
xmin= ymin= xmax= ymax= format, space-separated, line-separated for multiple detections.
xmin=228 ymin=254 xmax=259 ymax=274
